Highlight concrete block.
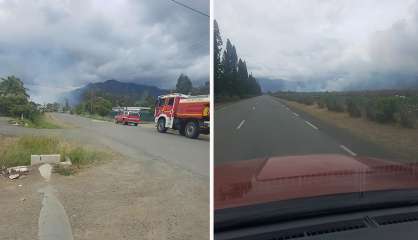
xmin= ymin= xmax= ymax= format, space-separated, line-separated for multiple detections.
xmin=31 ymin=154 xmax=61 ymax=166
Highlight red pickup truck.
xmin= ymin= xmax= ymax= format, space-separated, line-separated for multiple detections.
xmin=114 ymin=111 xmax=140 ymax=126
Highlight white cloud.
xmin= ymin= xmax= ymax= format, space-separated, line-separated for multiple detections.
xmin=0 ymin=0 xmax=209 ymax=103
xmin=215 ymin=0 xmax=418 ymax=90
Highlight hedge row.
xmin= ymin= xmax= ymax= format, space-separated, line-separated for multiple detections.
xmin=274 ymin=92 xmax=418 ymax=128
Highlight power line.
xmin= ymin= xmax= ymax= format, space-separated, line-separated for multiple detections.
xmin=169 ymin=0 xmax=209 ymax=18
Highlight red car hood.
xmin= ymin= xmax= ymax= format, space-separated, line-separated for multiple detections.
xmin=215 ymin=154 xmax=418 ymax=210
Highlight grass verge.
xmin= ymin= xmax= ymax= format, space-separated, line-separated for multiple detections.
xmin=8 ymin=113 xmax=62 ymax=129
xmin=283 ymin=99 xmax=418 ymax=161
xmin=79 ymin=113 xmax=113 ymax=122
xmin=0 ymin=135 xmax=111 ymax=175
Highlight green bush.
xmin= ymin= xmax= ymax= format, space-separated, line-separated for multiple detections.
xmin=300 ymin=96 xmax=315 ymax=105
xmin=68 ymin=147 xmax=98 ymax=167
xmin=346 ymin=98 xmax=362 ymax=118
xmin=375 ymin=97 xmax=399 ymax=123
xmin=399 ymin=104 xmax=416 ymax=128
xmin=326 ymin=96 xmax=345 ymax=112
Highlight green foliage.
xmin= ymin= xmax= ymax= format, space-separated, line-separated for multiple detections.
xmin=399 ymin=105 xmax=416 ymax=128
xmin=346 ymin=97 xmax=362 ymax=118
xmin=325 ymin=96 xmax=345 ymax=112
xmin=175 ymin=74 xmax=193 ymax=94
xmin=374 ymin=97 xmax=399 ymax=123
xmin=68 ymin=147 xmax=98 ymax=168
xmin=0 ymin=76 xmax=39 ymax=120
xmin=275 ymin=91 xmax=417 ymax=129
xmin=75 ymin=92 xmax=112 ymax=116
xmin=214 ymin=21 xmax=261 ymax=101
xmin=0 ymin=136 xmax=61 ymax=167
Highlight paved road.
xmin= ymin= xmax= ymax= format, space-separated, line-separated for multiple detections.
xmin=215 ymin=95 xmax=395 ymax=164
xmin=0 ymin=113 xmax=209 ymax=176
xmin=56 ymin=113 xmax=209 ymax=176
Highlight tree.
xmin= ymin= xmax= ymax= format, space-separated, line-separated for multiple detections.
xmin=214 ymin=20 xmax=224 ymax=95
xmin=222 ymin=39 xmax=238 ymax=96
xmin=63 ymin=98 xmax=70 ymax=112
xmin=176 ymin=74 xmax=193 ymax=94
xmin=213 ymin=20 xmax=262 ymax=101
xmin=237 ymin=59 xmax=249 ymax=96
xmin=0 ymin=76 xmax=38 ymax=119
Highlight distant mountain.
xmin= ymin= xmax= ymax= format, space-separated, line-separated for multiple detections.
xmin=63 ymin=79 xmax=167 ymax=106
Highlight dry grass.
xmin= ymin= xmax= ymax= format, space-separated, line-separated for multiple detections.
xmin=286 ymin=100 xmax=418 ymax=161
xmin=0 ymin=135 xmax=112 ymax=174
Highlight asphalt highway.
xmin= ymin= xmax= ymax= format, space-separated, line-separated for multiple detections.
xmin=214 ymin=95 xmax=395 ymax=164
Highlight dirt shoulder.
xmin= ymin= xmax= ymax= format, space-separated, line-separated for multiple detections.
xmin=284 ymin=100 xmax=418 ymax=162
xmin=0 ymin=116 xmax=209 ymax=239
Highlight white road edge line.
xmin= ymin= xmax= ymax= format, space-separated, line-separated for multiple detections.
xmin=236 ymin=120 xmax=246 ymax=130
xmin=340 ymin=145 xmax=357 ymax=156
xmin=304 ymin=120 xmax=319 ymax=130
xmin=293 ymin=112 xmax=299 ymax=117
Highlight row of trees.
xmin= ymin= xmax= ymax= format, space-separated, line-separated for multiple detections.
xmin=214 ymin=20 xmax=261 ymax=101
xmin=275 ymin=91 xmax=418 ymax=128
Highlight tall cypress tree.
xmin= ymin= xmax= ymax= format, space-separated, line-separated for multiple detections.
xmin=214 ymin=20 xmax=262 ymax=100
xmin=237 ymin=59 xmax=249 ymax=97
xmin=222 ymin=39 xmax=239 ymax=96
xmin=214 ymin=20 xmax=224 ymax=96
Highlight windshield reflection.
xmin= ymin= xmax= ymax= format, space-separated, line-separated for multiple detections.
xmin=215 ymin=154 xmax=418 ymax=209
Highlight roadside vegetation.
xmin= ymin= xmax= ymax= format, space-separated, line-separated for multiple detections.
xmin=273 ymin=90 xmax=418 ymax=161
xmin=0 ymin=135 xmax=111 ymax=175
xmin=0 ymin=76 xmax=62 ymax=129
xmin=214 ymin=20 xmax=262 ymax=103
xmin=274 ymin=90 xmax=418 ymax=129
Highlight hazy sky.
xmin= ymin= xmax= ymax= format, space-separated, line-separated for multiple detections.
xmin=215 ymin=0 xmax=418 ymax=91
xmin=0 ymin=0 xmax=209 ymax=103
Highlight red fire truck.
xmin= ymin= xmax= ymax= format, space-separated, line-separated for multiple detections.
xmin=154 ymin=93 xmax=210 ymax=139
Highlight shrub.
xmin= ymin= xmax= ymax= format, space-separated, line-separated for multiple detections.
xmin=302 ymin=96 xmax=315 ymax=105
xmin=375 ymin=97 xmax=399 ymax=123
xmin=316 ymin=97 xmax=326 ymax=108
xmin=326 ymin=96 xmax=345 ymax=112
xmin=346 ymin=98 xmax=362 ymax=118
xmin=68 ymin=147 xmax=98 ymax=168
xmin=399 ymin=104 xmax=416 ymax=128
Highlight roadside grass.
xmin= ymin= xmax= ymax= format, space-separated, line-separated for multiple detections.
xmin=8 ymin=113 xmax=62 ymax=129
xmin=284 ymin=100 xmax=418 ymax=162
xmin=79 ymin=113 xmax=113 ymax=122
xmin=0 ymin=135 xmax=111 ymax=175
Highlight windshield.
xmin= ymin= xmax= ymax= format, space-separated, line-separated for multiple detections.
xmin=213 ymin=0 xmax=418 ymax=223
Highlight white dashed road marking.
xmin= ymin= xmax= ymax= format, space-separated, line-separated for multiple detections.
xmin=340 ymin=145 xmax=357 ymax=156
xmin=293 ymin=112 xmax=299 ymax=117
xmin=236 ymin=120 xmax=246 ymax=130
xmin=304 ymin=120 xmax=319 ymax=130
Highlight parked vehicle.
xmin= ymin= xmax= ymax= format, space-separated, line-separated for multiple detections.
xmin=114 ymin=111 xmax=140 ymax=126
xmin=154 ymin=93 xmax=210 ymax=138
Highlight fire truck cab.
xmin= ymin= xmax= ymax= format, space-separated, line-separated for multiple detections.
xmin=154 ymin=93 xmax=210 ymax=139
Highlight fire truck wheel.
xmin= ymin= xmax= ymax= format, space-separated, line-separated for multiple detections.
xmin=185 ymin=121 xmax=199 ymax=139
xmin=179 ymin=125 xmax=186 ymax=135
xmin=157 ymin=118 xmax=167 ymax=133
